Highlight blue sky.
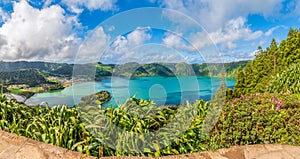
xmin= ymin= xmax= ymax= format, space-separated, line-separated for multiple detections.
xmin=0 ymin=0 xmax=299 ymax=63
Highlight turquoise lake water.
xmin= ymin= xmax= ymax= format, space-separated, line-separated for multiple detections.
xmin=25 ymin=76 xmax=236 ymax=107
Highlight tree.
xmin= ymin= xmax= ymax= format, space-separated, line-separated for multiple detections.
xmin=232 ymin=28 xmax=300 ymax=96
xmin=233 ymin=66 xmax=245 ymax=97
xmin=255 ymin=46 xmax=263 ymax=57
xmin=269 ymin=39 xmax=278 ymax=74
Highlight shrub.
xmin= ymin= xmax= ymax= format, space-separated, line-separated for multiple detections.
xmin=2 ymin=91 xmax=300 ymax=157
xmin=268 ymin=64 xmax=300 ymax=94
xmin=78 ymin=97 xmax=210 ymax=157
xmin=0 ymin=95 xmax=211 ymax=157
xmin=208 ymin=92 xmax=300 ymax=149
xmin=0 ymin=96 xmax=95 ymax=155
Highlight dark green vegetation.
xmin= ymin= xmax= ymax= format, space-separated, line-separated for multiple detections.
xmin=0 ymin=69 xmax=64 ymax=98
xmin=1 ymin=90 xmax=299 ymax=157
xmin=80 ymin=90 xmax=112 ymax=105
xmin=233 ymin=28 xmax=300 ymax=97
xmin=219 ymin=28 xmax=300 ymax=149
xmin=0 ymin=60 xmax=247 ymax=78
xmin=0 ymin=94 xmax=212 ymax=157
xmin=268 ymin=63 xmax=300 ymax=94
xmin=0 ymin=69 xmax=46 ymax=87
xmin=209 ymin=92 xmax=300 ymax=149
xmin=0 ymin=96 xmax=90 ymax=153
xmin=1 ymin=28 xmax=300 ymax=158
xmin=0 ymin=61 xmax=72 ymax=77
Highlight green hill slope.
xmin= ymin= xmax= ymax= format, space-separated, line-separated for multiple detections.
xmin=0 ymin=69 xmax=47 ymax=87
xmin=0 ymin=61 xmax=247 ymax=78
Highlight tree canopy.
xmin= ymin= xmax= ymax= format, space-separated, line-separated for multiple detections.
xmin=233 ymin=28 xmax=300 ymax=97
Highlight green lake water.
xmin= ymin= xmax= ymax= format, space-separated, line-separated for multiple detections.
xmin=25 ymin=76 xmax=236 ymax=107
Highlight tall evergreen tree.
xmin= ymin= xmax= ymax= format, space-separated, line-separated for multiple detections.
xmin=233 ymin=28 xmax=300 ymax=97
xmin=233 ymin=66 xmax=245 ymax=97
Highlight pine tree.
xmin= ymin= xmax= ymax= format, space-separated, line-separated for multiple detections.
xmin=232 ymin=28 xmax=300 ymax=96
xmin=233 ymin=66 xmax=245 ymax=97
xmin=269 ymin=39 xmax=278 ymax=74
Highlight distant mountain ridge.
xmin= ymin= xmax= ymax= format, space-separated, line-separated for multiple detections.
xmin=0 ymin=60 xmax=248 ymax=78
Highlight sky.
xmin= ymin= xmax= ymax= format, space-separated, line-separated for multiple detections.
xmin=0 ymin=0 xmax=299 ymax=64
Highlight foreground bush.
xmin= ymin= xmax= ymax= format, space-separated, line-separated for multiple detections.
xmin=268 ymin=64 xmax=300 ymax=94
xmin=1 ymin=92 xmax=300 ymax=157
xmin=209 ymin=92 xmax=300 ymax=150
xmin=78 ymin=98 xmax=210 ymax=157
xmin=0 ymin=95 xmax=211 ymax=157
xmin=0 ymin=97 xmax=93 ymax=154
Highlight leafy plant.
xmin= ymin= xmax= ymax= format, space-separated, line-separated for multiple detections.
xmin=209 ymin=92 xmax=300 ymax=149
xmin=268 ymin=63 xmax=300 ymax=94
xmin=1 ymin=89 xmax=300 ymax=157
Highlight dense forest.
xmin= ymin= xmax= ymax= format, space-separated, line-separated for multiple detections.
xmin=232 ymin=28 xmax=300 ymax=98
xmin=0 ymin=69 xmax=47 ymax=87
xmin=0 ymin=61 xmax=70 ymax=76
xmin=0 ymin=69 xmax=65 ymax=98
xmin=0 ymin=61 xmax=247 ymax=78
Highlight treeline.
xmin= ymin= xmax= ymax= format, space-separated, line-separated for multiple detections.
xmin=113 ymin=61 xmax=248 ymax=77
xmin=0 ymin=69 xmax=47 ymax=87
xmin=232 ymin=28 xmax=300 ymax=97
xmin=0 ymin=61 xmax=71 ymax=77
xmin=0 ymin=61 xmax=247 ymax=79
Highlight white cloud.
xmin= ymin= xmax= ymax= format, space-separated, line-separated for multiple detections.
xmin=265 ymin=25 xmax=286 ymax=36
xmin=110 ymin=27 xmax=152 ymax=55
xmin=115 ymin=44 xmax=197 ymax=64
xmin=167 ymin=17 xmax=263 ymax=52
xmin=158 ymin=0 xmax=289 ymax=62
xmin=108 ymin=25 xmax=115 ymax=31
xmin=160 ymin=0 xmax=284 ymax=31
xmin=77 ymin=27 xmax=110 ymax=63
xmin=127 ymin=27 xmax=151 ymax=46
xmin=222 ymin=42 xmax=237 ymax=50
xmin=61 ymin=0 xmax=118 ymax=14
xmin=249 ymin=49 xmax=260 ymax=58
xmin=162 ymin=32 xmax=193 ymax=51
xmin=215 ymin=17 xmax=259 ymax=41
xmin=0 ymin=0 xmax=80 ymax=62
xmin=159 ymin=16 xmax=264 ymax=63
xmin=208 ymin=17 xmax=263 ymax=50
xmin=42 ymin=0 xmax=55 ymax=8
xmin=217 ymin=50 xmax=256 ymax=63
xmin=99 ymin=27 xmax=204 ymax=63
xmin=0 ymin=8 xmax=9 ymax=23
xmin=99 ymin=27 xmax=152 ymax=63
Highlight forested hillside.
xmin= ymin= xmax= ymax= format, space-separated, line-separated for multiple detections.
xmin=0 ymin=61 xmax=247 ymax=78
xmin=0 ymin=61 xmax=71 ymax=77
xmin=233 ymin=28 xmax=300 ymax=97
xmin=0 ymin=69 xmax=47 ymax=87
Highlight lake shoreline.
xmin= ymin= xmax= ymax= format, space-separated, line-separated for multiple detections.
xmin=6 ymin=93 xmax=27 ymax=103
xmin=25 ymin=76 xmax=236 ymax=107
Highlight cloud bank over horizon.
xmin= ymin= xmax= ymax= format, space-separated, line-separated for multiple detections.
xmin=0 ymin=0 xmax=299 ymax=63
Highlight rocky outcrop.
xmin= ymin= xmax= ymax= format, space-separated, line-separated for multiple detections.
xmin=1 ymin=130 xmax=300 ymax=159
